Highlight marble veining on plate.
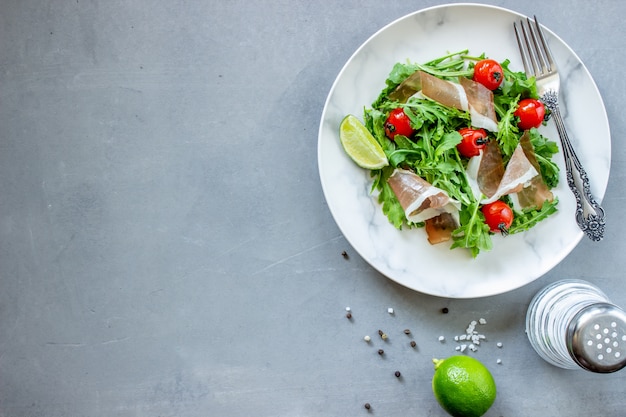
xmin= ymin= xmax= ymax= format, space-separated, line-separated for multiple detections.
xmin=318 ymin=4 xmax=610 ymax=298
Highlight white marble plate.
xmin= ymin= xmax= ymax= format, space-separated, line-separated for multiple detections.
xmin=318 ymin=3 xmax=610 ymax=298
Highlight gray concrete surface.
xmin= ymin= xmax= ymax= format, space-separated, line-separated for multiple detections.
xmin=1 ymin=1 xmax=625 ymax=416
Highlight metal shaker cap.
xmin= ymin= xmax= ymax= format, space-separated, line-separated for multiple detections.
xmin=567 ymin=302 xmax=626 ymax=373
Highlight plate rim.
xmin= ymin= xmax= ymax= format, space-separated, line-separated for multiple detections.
xmin=317 ymin=3 xmax=611 ymax=298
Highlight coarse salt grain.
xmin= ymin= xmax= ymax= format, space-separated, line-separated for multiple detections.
xmin=453 ymin=319 xmax=490 ymax=353
xmin=497 ymin=358 xmax=502 ymax=364
xmin=387 ymin=307 xmax=394 ymax=314
xmin=345 ymin=307 xmax=351 ymax=312
xmin=438 ymin=336 xmax=445 ymax=342
xmin=364 ymin=335 xmax=371 ymax=342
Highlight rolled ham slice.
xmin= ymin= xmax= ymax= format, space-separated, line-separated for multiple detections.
xmin=387 ymin=168 xmax=461 ymax=224
xmin=424 ymin=213 xmax=458 ymax=245
xmin=515 ymin=131 xmax=554 ymax=209
xmin=388 ymin=71 xmax=499 ymax=132
xmin=481 ymin=142 xmax=539 ymax=204
xmin=388 ymin=70 xmax=423 ymax=103
xmin=420 ymin=71 xmax=469 ymax=111
xmin=459 ymin=77 xmax=499 ymax=132
xmin=466 ymin=141 xmax=505 ymax=201
xmin=467 ymin=132 xmax=553 ymax=207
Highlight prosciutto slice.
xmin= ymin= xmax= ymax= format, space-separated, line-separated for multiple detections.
xmin=387 ymin=71 xmax=499 ymax=132
xmin=459 ymin=77 xmax=499 ymax=132
xmin=466 ymin=132 xmax=553 ymax=207
xmin=481 ymin=142 xmax=539 ymax=204
xmin=515 ymin=132 xmax=554 ymax=209
xmin=466 ymin=141 xmax=505 ymax=201
xmin=388 ymin=70 xmax=423 ymax=103
xmin=420 ymin=71 xmax=468 ymax=111
xmin=424 ymin=213 xmax=458 ymax=244
xmin=387 ymin=168 xmax=460 ymax=223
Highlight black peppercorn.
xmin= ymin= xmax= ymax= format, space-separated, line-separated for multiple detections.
xmin=410 ymin=340 xmax=417 ymax=348
xmin=395 ymin=371 xmax=401 ymax=377
xmin=441 ymin=307 xmax=449 ymax=314
xmin=364 ymin=403 xmax=371 ymax=410
xmin=378 ymin=349 xmax=384 ymax=355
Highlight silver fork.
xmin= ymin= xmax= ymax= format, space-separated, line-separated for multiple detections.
xmin=514 ymin=16 xmax=605 ymax=241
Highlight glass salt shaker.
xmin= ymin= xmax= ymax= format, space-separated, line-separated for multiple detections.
xmin=526 ymin=279 xmax=626 ymax=373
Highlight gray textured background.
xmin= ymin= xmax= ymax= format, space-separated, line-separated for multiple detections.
xmin=1 ymin=1 xmax=625 ymax=416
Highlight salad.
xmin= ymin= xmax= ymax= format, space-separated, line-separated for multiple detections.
xmin=347 ymin=50 xmax=559 ymax=257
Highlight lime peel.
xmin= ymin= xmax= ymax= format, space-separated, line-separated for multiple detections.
xmin=339 ymin=114 xmax=389 ymax=170
xmin=432 ymin=355 xmax=496 ymax=417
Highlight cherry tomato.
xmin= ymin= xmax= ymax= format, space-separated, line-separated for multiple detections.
xmin=384 ymin=108 xmax=415 ymax=140
xmin=481 ymin=201 xmax=514 ymax=235
xmin=473 ymin=59 xmax=504 ymax=90
xmin=514 ymin=98 xmax=546 ymax=130
xmin=456 ymin=127 xmax=488 ymax=158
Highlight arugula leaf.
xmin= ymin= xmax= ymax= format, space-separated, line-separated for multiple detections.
xmin=372 ymin=62 xmax=420 ymax=108
xmin=415 ymin=49 xmax=474 ymax=80
xmin=435 ymin=131 xmax=462 ymax=157
xmin=360 ymin=51 xmax=559 ymax=256
xmin=509 ymin=198 xmax=559 ymax=234
xmin=492 ymin=59 xmax=542 ymax=158
xmin=500 ymin=59 xmax=538 ymax=99
xmin=372 ymin=166 xmax=409 ymax=229
xmin=528 ymin=128 xmax=560 ymax=188
xmin=450 ymin=200 xmax=493 ymax=257
xmin=494 ymin=95 xmax=521 ymax=158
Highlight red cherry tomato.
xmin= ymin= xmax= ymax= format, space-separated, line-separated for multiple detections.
xmin=457 ymin=127 xmax=488 ymax=158
xmin=481 ymin=201 xmax=514 ymax=235
xmin=473 ymin=59 xmax=504 ymax=90
xmin=384 ymin=108 xmax=415 ymax=140
xmin=514 ymin=98 xmax=546 ymax=130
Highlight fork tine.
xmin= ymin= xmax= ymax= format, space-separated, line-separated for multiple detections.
xmin=520 ymin=18 xmax=542 ymax=76
xmin=532 ymin=15 xmax=556 ymax=71
xmin=526 ymin=17 xmax=551 ymax=75
xmin=513 ymin=22 xmax=531 ymax=76
xmin=517 ymin=19 xmax=540 ymax=77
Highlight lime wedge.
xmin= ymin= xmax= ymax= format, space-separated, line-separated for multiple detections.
xmin=339 ymin=115 xmax=389 ymax=170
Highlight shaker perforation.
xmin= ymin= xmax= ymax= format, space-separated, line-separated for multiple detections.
xmin=526 ymin=279 xmax=626 ymax=373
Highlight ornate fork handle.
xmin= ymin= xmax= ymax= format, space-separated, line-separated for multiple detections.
xmin=542 ymin=90 xmax=606 ymax=241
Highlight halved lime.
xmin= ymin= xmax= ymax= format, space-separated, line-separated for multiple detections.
xmin=339 ymin=114 xmax=388 ymax=170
